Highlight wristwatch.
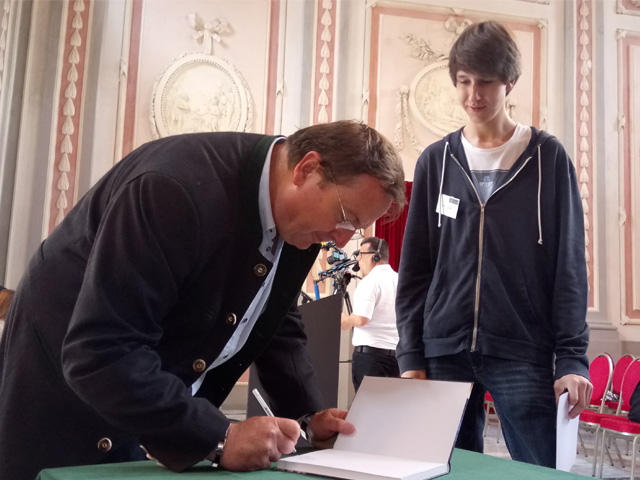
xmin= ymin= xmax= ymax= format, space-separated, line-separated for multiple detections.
xmin=209 ymin=440 xmax=225 ymax=468
xmin=297 ymin=413 xmax=315 ymax=442
xmin=209 ymin=425 xmax=231 ymax=468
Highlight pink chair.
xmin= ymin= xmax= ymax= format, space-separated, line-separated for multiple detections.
xmin=578 ymin=353 xmax=615 ymax=472
xmin=585 ymin=353 xmax=614 ymax=412
xmin=605 ymin=354 xmax=636 ymax=412
xmin=482 ymin=391 xmax=501 ymax=442
xmin=594 ymin=358 xmax=640 ymax=478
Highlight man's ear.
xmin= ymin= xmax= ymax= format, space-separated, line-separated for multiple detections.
xmin=292 ymin=151 xmax=322 ymax=186
xmin=506 ymin=80 xmax=517 ymax=96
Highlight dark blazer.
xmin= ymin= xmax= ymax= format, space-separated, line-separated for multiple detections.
xmin=0 ymin=133 xmax=323 ymax=480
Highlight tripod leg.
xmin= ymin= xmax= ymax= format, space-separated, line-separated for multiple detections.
xmin=343 ymin=291 xmax=353 ymax=315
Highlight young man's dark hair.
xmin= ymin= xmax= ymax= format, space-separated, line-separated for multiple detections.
xmin=448 ymin=20 xmax=522 ymax=87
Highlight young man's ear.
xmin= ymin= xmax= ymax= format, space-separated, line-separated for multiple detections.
xmin=506 ymin=80 xmax=517 ymax=96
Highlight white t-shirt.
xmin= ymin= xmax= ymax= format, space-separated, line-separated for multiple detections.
xmin=351 ymin=264 xmax=399 ymax=350
xmin=462 ymin=123 xmax=532 ymax=203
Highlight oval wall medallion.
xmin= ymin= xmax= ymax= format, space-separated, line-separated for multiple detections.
xmin=409 ymin=59 xmax=466 ymax=137
xmin=150 ymin=53 xmax=253 ymax=138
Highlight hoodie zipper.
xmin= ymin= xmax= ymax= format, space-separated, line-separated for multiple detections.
xmin=449 ymin=152 xmax=533 ymax=352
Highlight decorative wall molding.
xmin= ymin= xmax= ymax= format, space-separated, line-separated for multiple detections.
xmin=575 ymin=0 xmax=596 ymax=309
xmin=312 ymin=0 xmax=336 ymax=124
xmin=619 ymin=29 xmax=640 ymax=323
xmin=121 ymin=0 xmax=143 ymax=158
xmin=0 ymin=0 xmax=10 ymax=97
xmin=617 ymin=0 xmax=640 ymax=16
xmin=48 ymin=0 xmax=91 ymax=232
xmin=265 ymin=0 xmax=282 ymax=134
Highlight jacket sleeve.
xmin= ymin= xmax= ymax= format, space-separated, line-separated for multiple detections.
xmin=253 ymin=299 xmax=324 ymax=419
xmin=549 ymin=143 xmax=590 ymax=381
xmin=395 ymin=157 xmax=433 ymax=373
xmin=61 ymin=173 xmax=225 ymax=472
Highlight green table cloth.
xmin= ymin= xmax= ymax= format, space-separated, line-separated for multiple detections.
xmin=37 ymin=449 xmax=592 ymax=480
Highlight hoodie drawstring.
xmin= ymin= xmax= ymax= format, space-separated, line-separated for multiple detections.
xmin=537 ymin=144 xmax=543 ymax=245
xmin=437 ymin=142 xmax=449 ymax=228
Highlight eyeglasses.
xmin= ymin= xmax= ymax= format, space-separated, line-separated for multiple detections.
xmin=354 ymin=250 xmax=376 ymax=257
xmin=327 ymin=165 xmax=356 ymax=232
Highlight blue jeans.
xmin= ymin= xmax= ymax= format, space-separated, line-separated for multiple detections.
xmin=425 ymin=351 xmax=557 ymax=468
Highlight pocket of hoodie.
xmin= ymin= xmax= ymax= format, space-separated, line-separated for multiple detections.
xmin=480 ymin=260 xmax=551 ymax=342
xmin=423 ymin=261 xmax=476 ymax=338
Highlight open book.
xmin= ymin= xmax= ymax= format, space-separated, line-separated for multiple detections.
xmin=277 ymin=376 xmax=472 ymax=480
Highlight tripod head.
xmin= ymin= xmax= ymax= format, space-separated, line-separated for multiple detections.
xmin=313 ymin=242 xmax=360 ymax=314
xmin=316 ymin=242 xmax=357 ymax=281
xmin=314 ymin=242 xmax=359 ymax=291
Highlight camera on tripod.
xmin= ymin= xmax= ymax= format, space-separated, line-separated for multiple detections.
xmin=313 ymin=241 xmax=359 ymax=313
xmin=314 ymin=241 xmax=357 ymax=293
xmin=324 ymin=242 xmax=350 ymax=266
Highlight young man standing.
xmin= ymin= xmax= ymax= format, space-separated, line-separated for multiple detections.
xmin=396 ymin=21 xmax=592 ymax=468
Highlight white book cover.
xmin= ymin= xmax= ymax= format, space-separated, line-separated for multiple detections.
xmin=277 ymin=376 xmax=472 ymax=480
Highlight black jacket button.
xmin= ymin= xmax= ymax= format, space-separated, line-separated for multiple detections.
xmin=193 ymin=359 xmax=207 ymax=372
xmin=97 ymin=437 xmax=112 ymax=452
xmin=225 ymin=313 xmax=237 ymax=325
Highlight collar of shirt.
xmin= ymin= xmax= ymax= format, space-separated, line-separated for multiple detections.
xmin=258 ymin=137 xmax=285 ymax=261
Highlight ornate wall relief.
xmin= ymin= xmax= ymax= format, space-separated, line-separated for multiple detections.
xmin=408 ymin=59 xmax=467 ymax=138
xmin=150 ymin=14 xmax=253 ymax=138
xmin=150 ymin=53 xmax=252 ymax=138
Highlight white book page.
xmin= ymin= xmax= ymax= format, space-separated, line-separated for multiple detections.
xmin=334 ymin=376 xmax=472 ymax=463
xmin=278 ymin=450 xmax=444 ymax=478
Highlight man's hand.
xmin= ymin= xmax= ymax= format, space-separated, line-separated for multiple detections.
xmin=554 ymin=374 xmax=593 ymax=419
xmin=307 ymin=408 xmax=355 ymax=449
xmin=401 ymin=369 xmax=426 ymax=380
xmin=219 ymin=416 xmax=300 ymax=471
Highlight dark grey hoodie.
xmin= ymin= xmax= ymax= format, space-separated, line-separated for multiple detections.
xmin=396 ymin=126 xmax=590 ymax=381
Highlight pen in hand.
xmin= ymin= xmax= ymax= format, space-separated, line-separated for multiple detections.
xmin=251 ymin=388 xmax=308 ymax=446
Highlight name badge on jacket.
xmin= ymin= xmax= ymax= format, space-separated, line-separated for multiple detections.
xmin=436 ymin=194 xmax=460 ymax=219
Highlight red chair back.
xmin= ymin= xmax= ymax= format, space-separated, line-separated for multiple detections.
xmin=589 ymin=353 xmax=613 ymax=411
xmin=619 ymin=359 xmax=640 ymax=413
xmin=611 ymin=354 xmax=635 ymax=395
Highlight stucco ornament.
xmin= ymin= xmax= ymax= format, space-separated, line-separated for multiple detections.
xmin=150 ymin=14 xmax=253 ymax=139
xmin=408 ymin=59 xmax=467 ymax=137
